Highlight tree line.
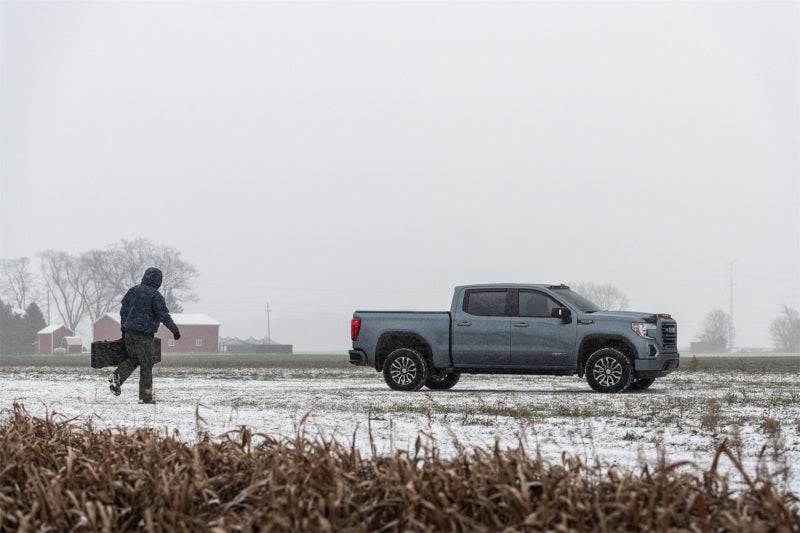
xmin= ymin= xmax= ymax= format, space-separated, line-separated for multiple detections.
xmin=577 ymin=283 xmax=799 ymax=352
xmin=2 ymin=244 xmax=798 ymax=353
xmin=567 ymin=282 xmax=799 ymax=352
xmin=0 ymin=238 xmax=198 ymax=346
xmin=695 ymin=306 xmax=799 ymax=352
xmin=0 ymin=299 xmax=47 ymax=354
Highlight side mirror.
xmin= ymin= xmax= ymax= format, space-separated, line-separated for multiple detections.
xmin=551 ymin=307 xmax=572 ymax=324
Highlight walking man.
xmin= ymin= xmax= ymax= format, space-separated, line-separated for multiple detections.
xmin=109 ymin=267 xmax=180 ymax=404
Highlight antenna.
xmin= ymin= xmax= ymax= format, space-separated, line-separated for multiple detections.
xmin=265 ymin=302 xmax=272 ymax=344
xmin=728 ymin=262 xmax=734 ymax=350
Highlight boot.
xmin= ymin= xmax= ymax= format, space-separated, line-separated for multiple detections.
xmin=108 ymin=372 xmax=121 ymax=396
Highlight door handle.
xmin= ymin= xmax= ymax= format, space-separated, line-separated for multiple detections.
xmin=514 ymin=322 xmax=530 ymax=327
xmin=457 ymin=321 xmax=472 ymax=326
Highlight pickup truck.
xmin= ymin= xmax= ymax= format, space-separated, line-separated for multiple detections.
xmin=349 ymin=284 xmax=679 ymax=393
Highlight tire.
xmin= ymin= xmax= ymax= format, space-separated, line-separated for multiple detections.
xmin=383 ymin=348 xmax=429 ymax=391
xmin=425 ymin=371 xmax=461 ymax=390
xmin=628 ymin=377 xmax=656 ymax=391
xmin=585 ymin=347 xmax=633 ymax=393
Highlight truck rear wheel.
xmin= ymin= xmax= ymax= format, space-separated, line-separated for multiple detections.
xmin=383 ymin=348 xmax=429 ymax=391
xmin=585 ymin=347 xmax=633 ymax=393
xmin=425 ymin=371 xmax=460 ymax=390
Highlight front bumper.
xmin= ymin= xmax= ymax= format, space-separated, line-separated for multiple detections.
xmin=634 ymin=352 xmax=680 ymax=378
xmin=349 ymin=349 xmax=368 ymax=366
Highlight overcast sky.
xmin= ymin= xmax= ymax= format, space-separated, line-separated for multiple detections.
xmin=1 ymin=1 xmax=798 ymax=351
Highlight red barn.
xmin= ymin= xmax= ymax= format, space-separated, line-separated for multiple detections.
xmin=36 ymin=325 xmax=73 ymax=354
xmin=93 ymin=313 xmax=220 ymax=353
xmin=93 ymin=314 xmax=124 ymax=343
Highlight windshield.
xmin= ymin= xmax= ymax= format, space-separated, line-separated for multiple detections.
xmin=551 ymin=288 xmax=602 ymax=313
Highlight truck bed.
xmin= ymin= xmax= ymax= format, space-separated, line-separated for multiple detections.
xmin=350 ymin=310 xmax=452 ymax=370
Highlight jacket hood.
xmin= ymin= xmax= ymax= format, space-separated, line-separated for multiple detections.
xmin=141 ymin=267 xmax=163 ymax=289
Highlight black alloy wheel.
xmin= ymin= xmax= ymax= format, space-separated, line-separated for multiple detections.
xmin=383 ymin=348 xmax=429 ymax=391
xmin=585 ymin=347 xmax=633 ymax=393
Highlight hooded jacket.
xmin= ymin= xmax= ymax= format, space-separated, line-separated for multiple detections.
xmin=120 ymin=267 xmax=180 ymax=337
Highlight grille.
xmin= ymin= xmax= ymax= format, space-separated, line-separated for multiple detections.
xmin=661 ymin=323 xmax=677 ymax=348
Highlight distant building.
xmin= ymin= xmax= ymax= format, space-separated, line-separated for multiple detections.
xmin=93 ymin=314 xmax=123 ymax=343
xmin=93 ymin=313 xmax=221 ymax=353
xmin=62 ymin=336 xmax=83 ymax=354
xmin=221 ymin=336 xmax=293 ymax=354
xmin=690 ymin=339 xmax=727 ymax=353
xmin=35 ymin=325 xmax=73 ymax=354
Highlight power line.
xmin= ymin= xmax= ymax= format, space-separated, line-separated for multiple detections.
xmin=265 ymin=302 xmax=272 ymax=344
xmin=729 ymin=261 xmax=735 ymax=350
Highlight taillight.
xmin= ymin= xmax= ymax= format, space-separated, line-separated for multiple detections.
xmin=350 ymin=318 xmax=361 ymax=341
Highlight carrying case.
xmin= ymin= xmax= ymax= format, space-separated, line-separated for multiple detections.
xmin=90 ymin=338 xmax=162 ymax=368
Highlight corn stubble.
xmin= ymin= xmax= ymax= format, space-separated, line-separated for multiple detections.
xmin=1 ymin=404 xmax=797 ymax=532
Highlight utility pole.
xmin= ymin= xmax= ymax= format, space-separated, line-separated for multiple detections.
xmin=728 ymin=262 xmax=735 ymax=351
xmin=265 ymin=302 xmax=272 ymax=344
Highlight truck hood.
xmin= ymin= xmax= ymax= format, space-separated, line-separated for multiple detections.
xmin=585 ymin=310 xmax=669 ymax=322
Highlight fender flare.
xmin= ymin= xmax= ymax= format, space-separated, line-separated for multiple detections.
xmin=577 ymin=334 xmax=637 ymax=377
xmin=375 ymin=331 xmax=433 ymax=372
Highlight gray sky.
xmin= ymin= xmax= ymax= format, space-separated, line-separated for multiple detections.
xmin=2 ymin=1 xmax=798 ymax=351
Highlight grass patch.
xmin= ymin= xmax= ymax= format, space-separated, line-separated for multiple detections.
xmin=688 ymin=355 xmax=800 ymax=374
xmin=1 ymin=403 xmax=797 ymax=531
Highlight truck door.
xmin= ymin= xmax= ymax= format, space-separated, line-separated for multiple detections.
xmin=451 ymin=288 xmax=511 ymax=367
xmin=509 ymin=289 xmax=577 ymax=368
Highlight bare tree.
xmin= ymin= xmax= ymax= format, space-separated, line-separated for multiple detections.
xmin=573 ymin=282 xmax=630 ymax=310
xmin=112 ymin=238 xmax=157 ymax=291
xmin=38 ymin=250 xmax=87 ymax=331
xmin=150 ymin=242 xmax=198 ymax=309
xmin=36 ymin=240 xmax=198 ymax=329
xmin=698 ymin=309 xmax=733 ymax=350
xmin=78 ymin=249 xmax=127 ymax=322
xmin=0 ymin=257 xmax=35 ymax=310
xmin=109 ymin=238 xmax=198 ymax=310
xmin=769 ymin=305 xmax=800 ymax=352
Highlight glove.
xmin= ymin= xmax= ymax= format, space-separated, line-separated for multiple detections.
xmin=173 ymin=331 xmax=181 ymax=340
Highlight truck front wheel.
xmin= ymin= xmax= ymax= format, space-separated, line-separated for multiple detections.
xmin=383 ymin=348 xmax=429 ymax=391
xmin=585 ymin=348 xmax=633 ymax=393
xmin=425 ymin=371 xmax=461 ymax=390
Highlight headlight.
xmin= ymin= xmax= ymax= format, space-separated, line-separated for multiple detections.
xmin=631 ymin=322 xmax=657 ymax=339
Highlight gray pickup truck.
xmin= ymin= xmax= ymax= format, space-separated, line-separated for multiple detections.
xmin=349 ymin=284 xmax=679 ymax=393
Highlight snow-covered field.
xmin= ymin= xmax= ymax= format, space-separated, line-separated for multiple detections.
xmin=2 ymin=362 xmax=799 ymax=494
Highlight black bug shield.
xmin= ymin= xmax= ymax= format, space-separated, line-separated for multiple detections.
xmin=90 ymin=338 xmax=162 ymax=368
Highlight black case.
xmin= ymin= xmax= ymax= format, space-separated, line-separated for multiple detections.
xmin=90 ymin=338 xmax=162 ymax=368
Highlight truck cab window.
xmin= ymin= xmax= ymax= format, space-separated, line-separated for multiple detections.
xmin=464 ymin=290 xmax=508 ymax=316
xmin=518 ymin=291 xmax=560 ymax=318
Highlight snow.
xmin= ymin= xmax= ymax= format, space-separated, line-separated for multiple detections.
xmin=98 ymin=313 xmax=220 ymax=326
xmin=36 ymin=324 xmax=66 ymax=334
xmin=2 ymin=366 xmax=798 ymax=495
xmin=170 ymin=314 xmax=221 ymax=326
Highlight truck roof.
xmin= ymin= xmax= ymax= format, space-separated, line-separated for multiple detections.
xmin=455 ymin=283 xmax=569 ymax=291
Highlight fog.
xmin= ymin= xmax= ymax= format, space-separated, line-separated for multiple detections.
xmin=1 ymin=2 xmax=798 ymax=351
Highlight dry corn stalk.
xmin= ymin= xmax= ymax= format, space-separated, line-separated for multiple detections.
xmin=0 ymin=403 xmax=798 ymax=532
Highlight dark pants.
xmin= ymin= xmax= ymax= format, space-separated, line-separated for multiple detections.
xmin=116 ymin=333 xmax=155 ymax=402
